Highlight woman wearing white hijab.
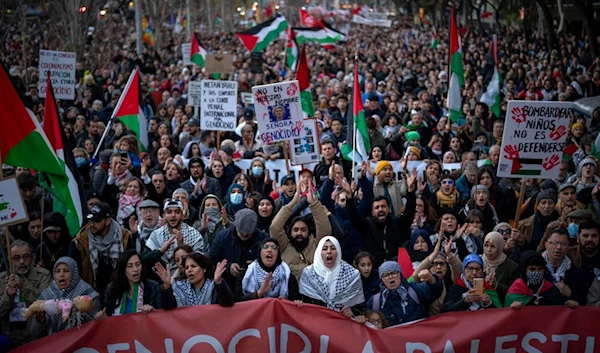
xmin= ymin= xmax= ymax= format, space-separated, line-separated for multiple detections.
xmin=297 ymin=236 xmax=365 ymax=318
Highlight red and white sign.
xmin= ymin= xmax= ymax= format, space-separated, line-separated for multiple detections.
xmin=14 ymin=299 xmax=600 ymax=353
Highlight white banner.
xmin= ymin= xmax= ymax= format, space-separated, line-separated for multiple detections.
xmin=0 ymin=178 xmax=28 ymax=227
xmin=187 ymin=81 xmax=202 ymax=107
xmin=38 ymin=49 xmax=76 ymax=100
xmin=351 ymin=15 xmax=392 ymax=28
xmin=200 ymin=80 xmax=238 ymax=131
xmin=253 ymin=81 xmax=304 ymax=143
xmin=181 ymin=43 xmax=191 ymax=66
xmin=290 ymin=119 xmax=320 ymax=165
xmin=497 ymin=100 xmax=573 ymax=179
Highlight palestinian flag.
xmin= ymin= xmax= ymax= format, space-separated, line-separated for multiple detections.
xmin=340 ymin=59 xmax=371 ymax=163
xmin=297 ymin=45 xmax=314 ymax=118
xmin=508 ymin=156 xmax=543 ymax=176
xmin=480 ymin=34 xmax=502 ymax=117
xmin=286 ymin=27 xmax=299 ymax=71
xmin=431 ymin=27 xmax=439 ymax=49
xmin=447 ymin=5 xmax=464 ymax=124
xmin=592 ymin=133 xmax=600 ymax=160
xmin=293 ymin=22 xmax=347 ymax=47
xmin=112 ymin=68 xmax=148 ymax=151
xmin=505 ymin=279 xmax=555 ymax=307
xmin=455 ymin=276 xmax=503 ymax=308
xmin=0 ymin=64 xmax=75 ymax=228
xmin=236 ymin=14 xmax=288 ymax=52
xmin=191 ymin=34 xmax=208 ymax=67
xmin=43 ymin=73 xmax=86 ymax=236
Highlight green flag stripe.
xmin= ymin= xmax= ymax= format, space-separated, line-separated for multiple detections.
xmin=253 ymin=20 xmax=288 ymax=52
xmin=450 ymin=51 xmax=464 ymax=86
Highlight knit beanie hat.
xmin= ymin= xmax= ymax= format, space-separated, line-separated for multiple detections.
xmin=405 ymin=131 xmax=420 ymax=142
xmin=376 ymin=161 xmax=393 ymax=175
xmin=579 ymin=157 xmax=597 ymax=171
xmin=470 ymin=184 xmax=490 ymax=198
xmin=379 ymin=261 xmax=402 ymax=279
xmin=408 ymin=146 xmax=421 ymax=159
xmin=535 ymin=188 xmax=557 ymax=204
xmin=571 ymin=123 xmax=584 ymax=133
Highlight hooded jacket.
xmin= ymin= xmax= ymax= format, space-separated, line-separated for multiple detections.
xmin=36 ymin=213 xmax=71 ymax=273
xmin=192 ymin=194 xmax=231 ymax=248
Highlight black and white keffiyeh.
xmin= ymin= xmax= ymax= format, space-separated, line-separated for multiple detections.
xmin=542 ymin=251 xmax=571 ymax=283
xmin=298 ymin=236 xmax=364 ymax=311
xmin=146 ymin=223 xmax=206 ymax=273
xmin=242 ymin=260 xmax=291 ymax=298
xmin=88 ymin=221 xmax=124 ymax=274
xmin=172 ymin=278 xmax=215 ymax=307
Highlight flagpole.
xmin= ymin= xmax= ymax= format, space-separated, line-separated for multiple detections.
xmin=39 ymin=188 xmax=44 ymax=262
xmin=352 ymin=51 xmax=358 ymax=180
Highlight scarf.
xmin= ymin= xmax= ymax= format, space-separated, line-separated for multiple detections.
xmin=117 ymin=282 xmax=144 ymax=315
xmin=298 ymin=236 xmax=364 ymax=310
xmin=436 ymin=189 xmax=459 ymax=208
xmin=117 ymin=192 xmax=141 ymax=224
xmin=482 ymin=232 xmax=507 ymax=274
xmin=135 ymin=220 xmax=160 ymax=254
xmin=39 ymin=257 xmax=99 ymax=333
xmin=172 ymin=279 xmax=215 ymax=307
xmin=380 ymin=281 xmax=409 ymax=314
xmin=88 ymin=221 xmax=124 ymax=273
xmin=542 ymin=251 xmax=571 ymax=283
xmin=461 ymin=233 xmax=479 ymax=254
xmin=114 ymin=170 xmax=132 ymax=187
xmin=242 ymin=261 xmax=291 ymax=298
xmin=204 ymin=207 xmax=221 ymax=233
xmin=146 ymin=224 xmax=203 ymax=271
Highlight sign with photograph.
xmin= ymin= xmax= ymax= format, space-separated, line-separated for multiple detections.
xmin=290 ymin=119 xmax=320 ymax=165
xmin=252 ymin=81 xmax=304 ymax=143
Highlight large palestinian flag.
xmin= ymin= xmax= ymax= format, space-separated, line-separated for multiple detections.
xmin=236 ymin=14 xmax=288 ymax=52
xmin=191 ymin=34 xmax=208 ymax=67
xmin=112 ymin=68 xmax=148 ymax=151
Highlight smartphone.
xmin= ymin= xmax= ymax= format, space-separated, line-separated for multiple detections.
xmin=473 ymin=278 xmax=484 ymax=295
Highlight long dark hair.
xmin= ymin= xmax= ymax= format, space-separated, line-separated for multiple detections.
xmin=107 ymin=250 xmax=149 ymax=308
xmin=184 ymin=252 xmax=215 ymax=280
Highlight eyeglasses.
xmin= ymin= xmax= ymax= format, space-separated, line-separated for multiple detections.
xmin=261 ymin=244 xmax=279 ymax=250
xmin=369 ymin=319 xmax=382 ymax=325
xmin=11 ymin=254 xmax=31 ymax=262
xmin=381 ymin=272 xmax=400 ymax=279
xmin=546 ymin=241 xmax=569 ymax=248
xmin=432 ymin=261 xmax=447 ymax=267
xmin=497 ymin=228 xmax=512 ymax=235
xmin=465 ymin=266 xmax=483 ymax=272
xmin=441 ymin=180 xmax=454 ymax=185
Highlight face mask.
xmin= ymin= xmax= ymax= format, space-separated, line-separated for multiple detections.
xmin=567 ymin=223 xmax=579 ymax=238
xmin=230 ymin=193 xmax=243 ymax=205
xmin=251 ymin=166 xmax=263 ymax=176
xmin=526 ymin=271 xmax=544 ymax=286
xmin=205 ymin=207 xmax=221 ymax=221
xmin=75 ymin=157 xmax=87 ymax=167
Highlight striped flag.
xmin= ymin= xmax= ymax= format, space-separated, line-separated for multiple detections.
xmin=236 ymin=14 xmax=288 ymax=52
xmin=447 ymin=5 xmax=464 ymax=124
xmin=191 ymin=34 xmax=207 ymax=67
xmin=297 ymin=45 xmax=314 ymax=118
xmin=480 ymin=34 xmax=502 ymax=117
xmin=340 ymin=59 xmax=371 ymax=163
xmin=431 ymin=27 xmax=439 ymax=49
xmin=286 ymin=27 xmax=299 ymax=71
xmin=43 ymin=73 xmax=86 ymax=235
xmin=112 ymin=68 xmax=148 ymax=151
xmin=293 ymin=22 xmax=347 ymax=47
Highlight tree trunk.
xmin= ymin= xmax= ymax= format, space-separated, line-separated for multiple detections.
xmin=573 ymin=0 xmax=599 ymax=59
xmin=533 ymin=0 xmax=557 ymax=52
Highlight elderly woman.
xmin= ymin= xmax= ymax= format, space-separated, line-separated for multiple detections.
xmin=442 ymin=254 xmax=502 ymax=312
xmin=30 ymin=257 xmax=100 ymax=338
xmin=297 ymin=237 xmax=365 ymax=317
xmin=156 ymin=252 xmax=234 ymax=308
xmin=96 ymin=250 xmax=161 ymax=318
xmin=367 ymin=260 xmax=442 ymax=326
xmin=493 ymin=222 xmax=523 ymax=263
xmin=235 ymin=238 xmax=299 ymax=301
xmin=482 ymin=232 xmax=520 ymax=302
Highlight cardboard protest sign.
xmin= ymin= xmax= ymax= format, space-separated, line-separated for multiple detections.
xmin=38 ymin=50 xmax=76 ymax=100
xmin=187 ymin=81 xmax=202 ymax=107
xmin=290 ymin=119 xmax=320 ymax=165
xmin=181 ymin=43 xmax=191 ymax=66
xmin=497 ymin=101 xmax=573 ymax=179
xmin=205 ymin=54 xmax=234 ymax=74
xmin=252 ymin=81 xmax=304 ymax=143
xmin=0 ymin=178 xmax=28 ymax=227
xmin=200 ymin=80 xmax=238 ymax=131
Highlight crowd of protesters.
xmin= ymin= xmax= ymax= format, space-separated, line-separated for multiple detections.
xmin=0 ymin=6 xmax=600 ymax=351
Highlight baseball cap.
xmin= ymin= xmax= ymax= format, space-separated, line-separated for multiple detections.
xmin=163 ymin=198 xmax=184 ymax=211
xmin=188 ymin=118 xmax=200 ymax=127
xmin=281 ymin=174 xmax=296 ymax=185
xmin=558 ymin=183 xmax=576 ymax=193
xmin=243 ymin=108 xmax=254 ymax=120
xmin=86 ymin=202 xmax=112 ymax=222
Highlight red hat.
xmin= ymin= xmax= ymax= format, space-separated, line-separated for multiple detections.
xmin=299 ymin=168 xmax=313 ymax=177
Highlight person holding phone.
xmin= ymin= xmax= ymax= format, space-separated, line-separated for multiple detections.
xmin=443 ymin=254 xmax=502 ymax=312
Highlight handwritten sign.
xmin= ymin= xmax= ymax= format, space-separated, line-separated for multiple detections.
xmin=200 ymin=80 xmax=238 ymax=131
xmin=290 ymin=119 xmax=320 ymax=165
xmin=38 ymin=50 xmax=76 ymax=100
xmin=497 ymin=100 xmax=573 ymax=179
xmin=181 ymin=43 xmax=191 ymax=66
xmin=253 ymin=81 xmax=303 ymax=143
xmin=187 ymin=81 xmax=202 ymax=107
xmin=0 ymin=178 xmax=28 ymax=227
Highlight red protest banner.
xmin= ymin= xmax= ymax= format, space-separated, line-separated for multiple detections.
xmin=14 ymin=299 xmax=600 ymax=353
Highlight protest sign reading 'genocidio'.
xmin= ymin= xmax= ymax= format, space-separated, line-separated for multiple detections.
xmin=253 ymin=81 xmax=303 ymax=143
xmin=38 ymin=50 xmax=76 ymax=100
xmin=497 ymin=100 xmax=573 ymax=179
xmin=200 ymin=80 xmax=238 ymax=131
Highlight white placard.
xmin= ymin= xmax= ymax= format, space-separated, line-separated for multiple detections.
xmin=182 ymin=43 xmax=191 ymax=66
xmin=38 ymin=49 xmax=76 ymax=100
xmin=200 ymin=80 xmax=238 ymax=131
xmin=290 ymin=119 xmax=320 ymax=165
xmin=252 ymin=80 xmax=303 ymax=143
xmin=188 ymin=81 xmax=202 ymax=107
xmin=497 ymin=100 xmax=573 ymax=179
xmin=0 ymin=178 xmax=28 ymax=227
xmin=351 ymin=14 xmax=392 ymax=27
xmin=241 ymin=92 xmax=254 ymax=105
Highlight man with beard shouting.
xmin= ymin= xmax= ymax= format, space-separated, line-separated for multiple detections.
xmin=270 ymin=182 xmax=332 ymax=281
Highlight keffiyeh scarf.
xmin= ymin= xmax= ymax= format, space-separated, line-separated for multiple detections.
xmin=299 ymin=262 xmax=364 ymax=311
xmin=146 ymin=224 xmax=203 ymax=272
xmin=115 ymin=282 xmax=145 ymax=315
xmin=242 ymin=261 xmax=291 ymax=298
xmin=542 ymin=251 xmax=571 ymax=283
xmin=172 ymin=279 xmax=215 ymax=307
xmin=381 ymin=284 xmax=409 ymax=314
xmin=88 ymin=221 xmax=124 ymax=274
xmin=117 ymin=193 xmax=142 ymax=224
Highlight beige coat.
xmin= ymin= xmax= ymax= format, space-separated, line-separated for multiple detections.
xmin=270 ymin=200 xmax=332 ymax=281
xmin=373 ymin=177 xmax=407 ymax=216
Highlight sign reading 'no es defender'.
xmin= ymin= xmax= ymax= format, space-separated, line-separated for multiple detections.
xmin=497 ymin=100 xmax=573 ymax=179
